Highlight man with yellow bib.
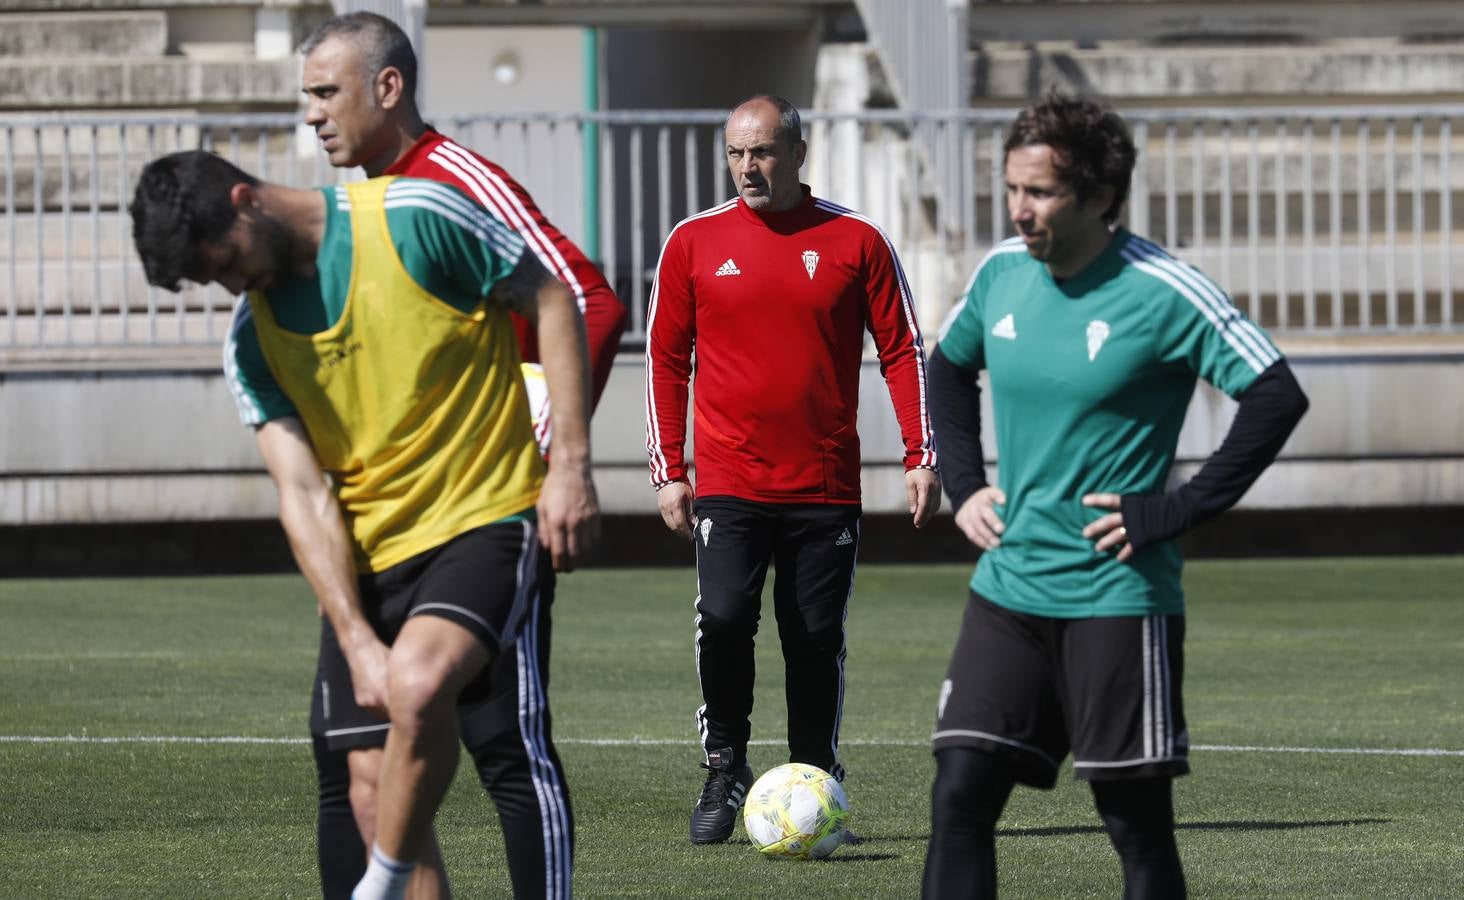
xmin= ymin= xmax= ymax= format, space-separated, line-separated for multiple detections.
xmin=129 ymin=149 xmax=599 ymax=900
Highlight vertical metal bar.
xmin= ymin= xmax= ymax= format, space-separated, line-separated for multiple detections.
xmin=1221 ymin=120 xmax=1233 ymax=295
xmin=1247 ymin=119 xmax=1260 ymax=320
xmin=89 ymin=124 xmax=101 ymax=341
xmin=656 ymin=125 xmax=671 ymax=259
xmin=1443 ymin=117 xmax=1454 ymax=327
xmin=544 ymin=120 xmax=559 ymax=224
xmin=630 ymin=126 xmax=645 ymax=339
xmin=1302 ymin=117 xmax=1315 ymax=330
xmin=1274 ymin=119 xmax=1287 ymax=330
xmin=850 ymin=114 xmax=865 ymax=213
xmin=4 ymin=126 xmax=14 ymax=344
xmin=712 ymin=121 xmax=726 ymax=204
xmin=1384 ymin=118 xmax=1398 ymax=328
xmin=685 ymin=125 xmax=698 ymax=216
xmin=32 ymin=126 xmax=44 ymax=344
xmin=118 ymin=124 xmax=130 ymax=341
xmin=1132 ymin=121 xmax=1150 ymax=237
xmin=61 ymin=125 xmax=73 ymax=343
xmin=1164 ymin=121 xmax=1177 ymax=250
xmin=1412 ymin=116 xmax=1426 ymax=328
xmin=147 ymin=124 xmax=159 ymax=341
xmin=934 ymin=116 xmax=951 ymax=306
xmin=1192 ymin=120 xmax=1205 ymax=262
xmin=906 ymin=113 xmax=921 ymax=308
xmin=990 ymin=126 xmax=1004 ymax=244
xmin=1358 ymin=119 xmax=1371 ymax=330
xmin=1330 ymin=118 xmax=1343 ymax=329
xmin=255 ymin=125 xmax=268 ymax=181
xmin=961 ymin=120 xmax=975 ymax=263
xmin=600 ymin=122 xmax=617 ymax=335
xmin=518 ymin=119 xmax=531 ymax=195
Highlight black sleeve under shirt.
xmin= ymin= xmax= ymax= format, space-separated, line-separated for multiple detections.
xmin=1122 ymin=360 xmax=1309 ymax=550
xmin=927 ymin=345 xmax=989 ymax=511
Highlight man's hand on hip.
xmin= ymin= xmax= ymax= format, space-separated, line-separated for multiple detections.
xmin=657 ymin=481 xmax=697 ymax=540
xmin=906 ymin=467 xmax=942 ymax=529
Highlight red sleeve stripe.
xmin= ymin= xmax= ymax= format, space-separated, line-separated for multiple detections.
xmin=812 ymin=199 xmax=937 ymax=467
xmin=644 ymin=200 xmax=739 ymax=485
xmin=426 ymin=141 xmax=589 ymax=313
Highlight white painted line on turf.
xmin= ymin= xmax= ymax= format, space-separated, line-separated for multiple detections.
xmin=1194 ymin=743 xmax=1464 ymax=757
xmin=3 ymin=735 xmax=1463 ymax=757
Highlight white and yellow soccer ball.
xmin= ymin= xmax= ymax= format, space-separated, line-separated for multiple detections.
xmin=742 ymin=763 xmax=849 ymax=859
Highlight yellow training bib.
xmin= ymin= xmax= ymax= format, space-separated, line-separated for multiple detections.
xmin=250 ymin=177 xmax=543 ymax=571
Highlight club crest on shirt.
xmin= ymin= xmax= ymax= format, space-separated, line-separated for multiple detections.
xmin=1086 ymin=320 xmax=1111 ymax=361
xmin=802 ymin=249 xmax=819 ymax=280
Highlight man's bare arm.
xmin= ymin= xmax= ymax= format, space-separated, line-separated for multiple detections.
xmin=255 ymin=416 xmax=389 ymax=714
xmin=496 ymin=257 xmax=602 ymax=570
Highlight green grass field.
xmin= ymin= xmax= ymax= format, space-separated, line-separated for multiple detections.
xmin=2 ymin=558 xmax=1462 ymax=898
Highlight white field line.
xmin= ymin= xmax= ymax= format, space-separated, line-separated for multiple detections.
xmin=1 ymin=735 xmax=1462 ymax=757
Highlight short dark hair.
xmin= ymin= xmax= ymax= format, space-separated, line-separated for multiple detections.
xmin=299 ymin=12 xmax=418 ymax=105
xmin=129 ymin=150 xmax=258 ymax=292
xmin=728 ymin=94 xmax=803 ymax=147
xmin=1004 ymin=93 xmax=1136 ymax=224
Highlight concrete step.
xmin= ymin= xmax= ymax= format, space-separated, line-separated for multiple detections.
xmin=0 ymin=56 xmax=297 ymax=109
xmin=971 ymin=41 xmax=1464 ymax=103
xmin=0 ymin=11 xmax=167 ymax=59
xmin=0 ymin=0 xmax=309 ymax=10
xmin=967 ymin=1 xmax=1464 ymax=46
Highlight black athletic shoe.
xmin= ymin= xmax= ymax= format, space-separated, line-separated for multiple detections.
xmin=690 ymin=748 xmax=755 ymax=844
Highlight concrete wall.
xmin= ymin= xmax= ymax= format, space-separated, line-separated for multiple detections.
xmin=3 ymin=346 xmax=1461 ymax=525
xmin=422 ymin=25 xmax=586 ymax=117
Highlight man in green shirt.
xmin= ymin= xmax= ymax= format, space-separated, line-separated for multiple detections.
xmin=921 ymin=96 xmax=1308 ymax=898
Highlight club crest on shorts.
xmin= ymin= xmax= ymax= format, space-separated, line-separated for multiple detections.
xmin=802 ymin=249 xmax=819 ymax=280
xmin=1087 ymin=320 xmax=1111 ymax=361
xmin=699 ymin=517 xmax=713 ymax=545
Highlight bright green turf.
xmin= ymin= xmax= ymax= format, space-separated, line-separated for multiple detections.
xmin=1 ymin=558 xmax=1461 ymax=897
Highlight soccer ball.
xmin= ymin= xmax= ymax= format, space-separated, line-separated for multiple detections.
xmin=742 ymin=763 xmax=849 ymax=859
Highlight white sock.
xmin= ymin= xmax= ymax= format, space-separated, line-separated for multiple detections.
xmin=351 ymin=844 xmax=415 ymax=900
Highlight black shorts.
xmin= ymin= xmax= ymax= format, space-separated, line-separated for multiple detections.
xmin=932 ymin=591 xmax=1188 ymax=788
xmin=310 ymin=518 xmax=545 ymax=751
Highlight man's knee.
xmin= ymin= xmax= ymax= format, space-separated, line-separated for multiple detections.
xmin=386 ymin=618 xmax=492 ymax=729
xmin=931 ymin=747 xmax=1014 ymax=831
xmin=694 ymin=596 xmax=760 ymax=642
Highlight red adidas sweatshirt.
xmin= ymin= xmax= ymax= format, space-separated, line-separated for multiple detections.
xmin=386 ymin=129 xmax=627 ymax=408
xmin=646 ymin=187 xmax=936 ymax=503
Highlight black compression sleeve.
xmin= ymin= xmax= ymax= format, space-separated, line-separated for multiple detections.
xmin=1121 ymin=360 xmax=1309 ymax=550
xmin=927 ymin=346 xmax=990 ymax=510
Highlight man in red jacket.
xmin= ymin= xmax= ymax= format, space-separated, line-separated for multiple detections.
xmin=646 ymin=94 xmax=940 ymax=845
xmin=296 ymin=12 xmax=626 ymax=898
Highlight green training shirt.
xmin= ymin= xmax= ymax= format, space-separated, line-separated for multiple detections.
xmin=223 ymin=178 xmax=526 ymax=426
xmin=937 ymin=228 xmax=1283 ymax=618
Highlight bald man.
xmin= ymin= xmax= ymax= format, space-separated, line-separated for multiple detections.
xmin=645 ymin=95 xmax=940 ymax=845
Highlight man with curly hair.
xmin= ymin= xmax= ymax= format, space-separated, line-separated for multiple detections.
xmin=921 ymin=94 xmax=1309 ymax=898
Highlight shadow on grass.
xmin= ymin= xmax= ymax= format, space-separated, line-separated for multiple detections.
xmin=999 ymin=817 xmax=1390 ymax=838
xmin=728 ymin=836 xmax=901 ymax=863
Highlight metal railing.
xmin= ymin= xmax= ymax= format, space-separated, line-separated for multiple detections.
xmin=3 ymin=105 xmax=1462 ymax=361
